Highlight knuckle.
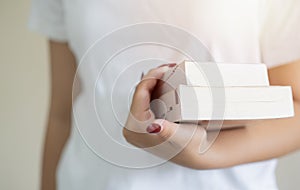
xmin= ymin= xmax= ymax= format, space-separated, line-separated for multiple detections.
xmin=148 ymin=68 xmax=157 ymax=75
xmin=134 ymin=88 xmax=148 ymax=100
xmin=136 ymin=80 xmax=145 ymax=90
xmin=157 ymin=120 xmax=173 ymax=140
xmin=159 ymin=131 xmax=172 ymax=140
xmin=144 ymin=68 xmax=160 ymax=79
xmin=136 ymin=79 xmax=150 ymax=92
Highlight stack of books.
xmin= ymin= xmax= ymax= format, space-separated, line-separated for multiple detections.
xmin=151 ymin=61 xmax=294 ymax=122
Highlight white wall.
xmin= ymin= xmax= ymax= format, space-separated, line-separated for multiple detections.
xmin=0 ymin=1 xmax=299 ymax=189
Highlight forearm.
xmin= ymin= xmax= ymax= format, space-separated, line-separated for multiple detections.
xmin=201 ymin=101 xmax=300 ymax=168
xmin=40 ymin=41 xmax=76 ymax=190
xmin=41 ymin=117 xmax=71 ymax=190
xmin=123 ymin=61 xmax=300 ymax=170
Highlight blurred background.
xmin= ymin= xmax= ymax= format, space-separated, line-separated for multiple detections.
xmin=0 ymin=0 xmax=299 ymax=189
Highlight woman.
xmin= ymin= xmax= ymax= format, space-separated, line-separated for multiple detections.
xmin=29 ymin=0 xmax=300 ymax=189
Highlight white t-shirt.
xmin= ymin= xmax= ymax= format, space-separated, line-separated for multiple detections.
xmin=29 ymin=0 xmax=300 ymax=190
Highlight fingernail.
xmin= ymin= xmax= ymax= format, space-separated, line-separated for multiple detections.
xmin=146 ymin=123 xmax=162 ymax=133
xmin=168 ymin=63 xmax=177 ymax=67
xmin=158 ymin=63 xmax=177 ymax=68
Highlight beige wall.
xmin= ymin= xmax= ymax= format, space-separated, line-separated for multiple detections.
xmin=0 ymin=0 xmax=299 ymax=190
xmin=0 ymin=1 xmax=48 ymax=189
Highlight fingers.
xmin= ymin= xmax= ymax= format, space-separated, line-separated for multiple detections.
xmin=131 ymin=66 xmax=170 ymax=114
xmin=149 ymin=119 xmax=200 ymax=145
xmin=136 ymin=63 xmax=176 ymax=97
xmin=125 ymin=110 xmax=155 ymax=133
xmin=139 ymin=66 xmax=170 ymax=92
xmin=125 ymin=65 xmax=172 ymax=133
xmin=150 ymin=119 xmax=175 ymax=139
xmin=158 ymin=63 xmax=177 ymax=68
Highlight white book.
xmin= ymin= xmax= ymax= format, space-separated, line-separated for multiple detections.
xmin=151 ymin=85 xmax=294 ymax=121
xmin=153 ymin=61 xmax=269 ymax=98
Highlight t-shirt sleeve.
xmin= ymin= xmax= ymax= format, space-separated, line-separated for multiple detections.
xmin=28 ymin=0 xmax=68 ymax=42
xmin=260 ymin=0 xmax=300 ymax=68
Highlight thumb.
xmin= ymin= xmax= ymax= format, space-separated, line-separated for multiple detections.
xmin=147 ymin=119 xmax=178 ymax=140
xmin=147 ymin=120 xmax=202 ymax=150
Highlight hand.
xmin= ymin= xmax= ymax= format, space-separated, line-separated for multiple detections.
xmin=124 ymin=61 xmax=300 ymax=169
xmin=123 ymin=65 xmax=211 ymax=169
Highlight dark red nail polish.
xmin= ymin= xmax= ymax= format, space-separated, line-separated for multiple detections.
xmin=158 ymin=63 xmax=177 ymax=68
xmin=146 ymin=123 xmax=161 ymax=133
xmin=168 ymin=63 xmax=177 ymax=67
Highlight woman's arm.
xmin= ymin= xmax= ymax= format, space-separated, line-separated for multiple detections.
xmin=41 ymin=41 xmax=76 ymax=190
xmin=123 ymin=60 xmax=300 ymax=170
xmin=204 ymin=60 xmax=300 ymax=168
